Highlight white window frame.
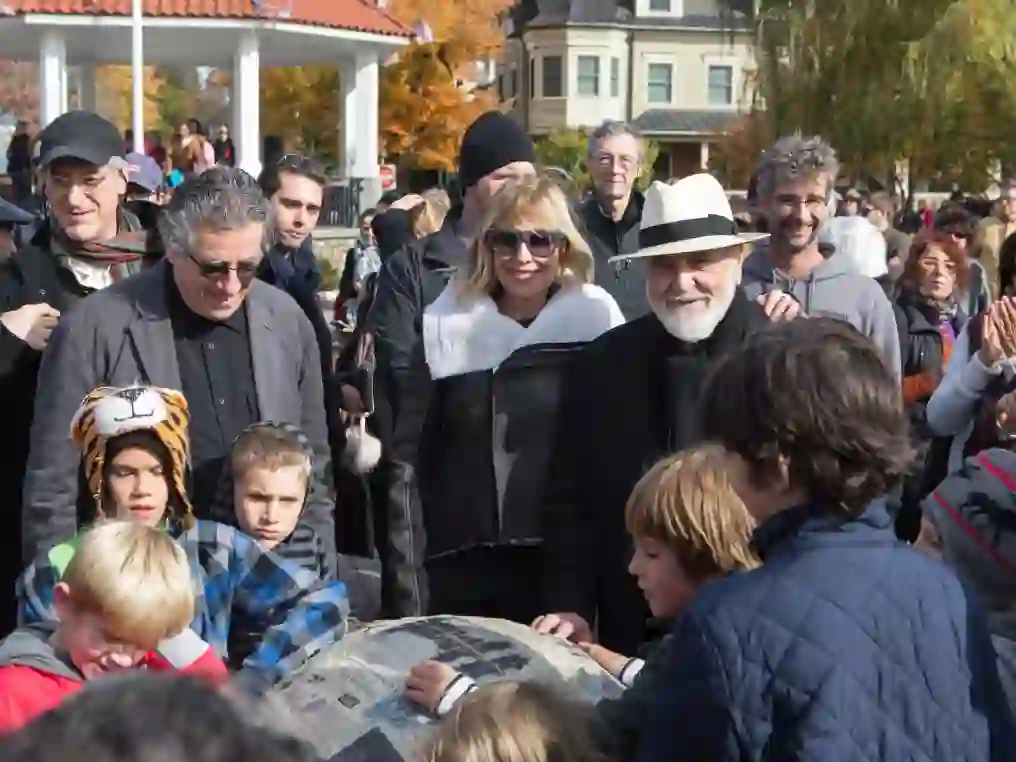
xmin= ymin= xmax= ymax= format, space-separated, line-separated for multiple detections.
xmin=702 ymin=55 xmax=741 ymax=109
xmin=576 ymin=55 xmax=600 ymax=97
xmin=639 ymin=0 xmax=682 ymax=16
xmin=646 ymin=62 xmax=673 ymax=105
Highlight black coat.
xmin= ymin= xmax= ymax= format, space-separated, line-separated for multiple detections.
xmin=360 ymin=211 xmax=466 ymax=617
xmin=575 ymin=192 xmax=648 ymax=320
xmin=0 ymin=219 xmax=139 ymax=635
xmin=418 ymin=282 xmax=623 ymax=623
xmin=542 ymin=291 xmax=767 ymax=653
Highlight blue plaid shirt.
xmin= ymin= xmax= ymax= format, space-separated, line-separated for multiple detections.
xmin=17 ymin=520 xmax=349 ymax=695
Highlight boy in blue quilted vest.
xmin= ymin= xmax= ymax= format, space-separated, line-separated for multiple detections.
xmin=636 ymin=318 xmax=1016 ymax=762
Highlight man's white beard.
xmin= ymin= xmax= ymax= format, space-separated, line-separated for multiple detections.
xmin=649 ymin=275 xmax=738 ymax=344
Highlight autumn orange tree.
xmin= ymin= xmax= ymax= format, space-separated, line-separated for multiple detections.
xmin=380 ymin=0 xmax=514 ymax=171
xmin=95 ymin=65 xmax=167 ymax=133
xmin=260 ymin=65 xmax=341 ymax=164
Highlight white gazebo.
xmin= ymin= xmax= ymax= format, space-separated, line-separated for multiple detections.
xmin=0 ymin=0 xmax=410 ymax=202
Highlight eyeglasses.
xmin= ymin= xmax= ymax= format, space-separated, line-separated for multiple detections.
xmin=188 ymin=253 xmax=261 ymax=281
xmin=483 ymin=228 xmax=566 ymax=258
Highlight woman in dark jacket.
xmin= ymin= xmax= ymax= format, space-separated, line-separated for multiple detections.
xmin=895 ymin=229 xmax=969 ymax=539
xmin=419 ymin=174 xmax=624 ymax=623
xmin=897 ymin=230 xmax=969 ymax=417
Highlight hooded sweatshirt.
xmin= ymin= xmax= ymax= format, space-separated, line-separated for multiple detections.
xmin=741 ymin=243 xmax=902 ymax=379
xmin=924 ymin=447 xmax=1016 ymax=716
xmin=0 ymin=624 xmax=226 ymax=732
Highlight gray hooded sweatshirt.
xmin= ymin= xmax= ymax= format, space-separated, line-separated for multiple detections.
xmin=741 ymin=244 xmax=901 ymax=379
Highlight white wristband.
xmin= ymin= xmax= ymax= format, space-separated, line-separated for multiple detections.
xmin=436 ymin=674 xmax=478 ymax=717
xmin=618 ymin=657 xmax=646 ymax=687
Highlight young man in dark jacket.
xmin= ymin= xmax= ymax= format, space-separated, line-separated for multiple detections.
xmin=637 ymin=318 xmax=1016 ymax=762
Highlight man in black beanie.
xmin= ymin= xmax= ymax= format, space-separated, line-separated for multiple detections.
xmin=336 ymin=112 xmax=535 ymax=618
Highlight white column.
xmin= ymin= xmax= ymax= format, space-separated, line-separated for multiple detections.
xmin=130 ymin=0 xmax=145 ymax=153
xmin=232 ymin=31 xmax=261 ymax=177
xmin=700 ymin=141 xmax=710 ymax=171
xmin=340 ymin=62 xmax=358 ymax=178
xmin=342 ymin=51 xmax=380 ymax=209
xmin=39 ymin=29 xmax=67 ymax=127
xmin=79 ymin=64 xmax=97 ymax=112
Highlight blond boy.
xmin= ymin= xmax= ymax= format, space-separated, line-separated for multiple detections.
xmin=407 ymin=443 xmax=758 ymax=755
xmin=0 ymin=520 xmax=227 ymax=731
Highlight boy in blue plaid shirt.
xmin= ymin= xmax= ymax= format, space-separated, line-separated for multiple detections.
xmin=18 ymin=385 xmax=349 ymax=696
xmin=226 ymin=423 xmax=330 ymax=666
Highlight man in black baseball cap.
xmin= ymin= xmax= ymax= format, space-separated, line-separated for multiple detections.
xmin=0 ymin=111 xmax=145 ymax=614
xmin=38 ymin=110 xmax=125 ymax=170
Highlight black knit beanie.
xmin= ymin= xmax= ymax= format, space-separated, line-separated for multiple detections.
xmin=458 ymin=111 xmax=536 ymax=190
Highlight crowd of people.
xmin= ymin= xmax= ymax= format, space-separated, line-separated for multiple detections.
xmin=0 ymin=103 xmax=1015 ymax=762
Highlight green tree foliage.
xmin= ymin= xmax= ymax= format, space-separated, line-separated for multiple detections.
xmin=746 ymin=0 xmax=1016 ymax=188
xmin=534 ymin=127 xmax=660 ymax=190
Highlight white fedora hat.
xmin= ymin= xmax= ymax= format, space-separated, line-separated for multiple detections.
xmin=610 ymin=174 xmax=768 ymax=262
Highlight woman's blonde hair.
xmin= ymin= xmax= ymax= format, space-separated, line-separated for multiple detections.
xmin=411 ymin=187 xmax=452 ymax=238
xmin=459 ymin=174 xmax=595 ymax=297
xmin=625 ymin=443 xmax=759 ymax=581
xmin=62 ymin=520 xmax=195 ymax=650
xmin=423 ymin=681 xmax=607 ymax=762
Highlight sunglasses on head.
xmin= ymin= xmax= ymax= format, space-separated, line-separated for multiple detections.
xmin=188 ymin=253 xmax=261 ymax=281
xmin=483 ymin=228 xmax=566 ymax=258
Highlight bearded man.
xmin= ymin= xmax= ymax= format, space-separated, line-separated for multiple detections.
xmin=537 ymin=174 xmax=770 ymax=654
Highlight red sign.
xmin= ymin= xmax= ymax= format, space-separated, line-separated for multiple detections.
xmin=379 ymin=164 xmax=396 ymax=191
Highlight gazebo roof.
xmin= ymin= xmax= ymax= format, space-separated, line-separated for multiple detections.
xmin=4 ymin=0 xmax=411 ymax=37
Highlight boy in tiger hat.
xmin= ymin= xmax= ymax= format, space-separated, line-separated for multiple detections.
xmin=18 ymin=385 xmax=350 ymax=695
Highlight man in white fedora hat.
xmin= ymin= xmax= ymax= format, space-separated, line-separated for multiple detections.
xmin=741 ymin=135 xmax=901 ymax=377
xmin=536 ymin=173 xmax=770 ymax=655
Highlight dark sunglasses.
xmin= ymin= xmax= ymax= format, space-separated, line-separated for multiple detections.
xmin=188 ymin=253 xmax=261 ymax=281
xmin=483 ymin=228 xmax=566 ymax=258
xmin=946 ymin=228 xmax=970 ymax=240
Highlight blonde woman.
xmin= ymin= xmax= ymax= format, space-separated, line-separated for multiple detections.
xmin=418 ymin=173 xmax=624 ymax=623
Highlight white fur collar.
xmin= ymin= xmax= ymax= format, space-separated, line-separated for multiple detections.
xmin=423 ymin=280 xmax=625 ymax=379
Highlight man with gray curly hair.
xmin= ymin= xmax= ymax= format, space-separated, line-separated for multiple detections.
xmin=21 ymin=168 xmax=336 ymax=575
xmin=741 ymin=135 xmax=901 ymax=377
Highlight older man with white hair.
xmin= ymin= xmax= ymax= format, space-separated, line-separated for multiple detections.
xmin=535 ymin=174 xmax=769 ymax=654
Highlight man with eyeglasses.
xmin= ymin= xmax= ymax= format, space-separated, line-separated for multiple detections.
xmin=22 ymin=168 xmax=337 ymax=578
xmin=741 ymin=135 xmax=901 ymax=379
xmin=576 ymin=120 xmax=647 ymax=318
xmin=0 ymin=110 xmax=146 ymax=636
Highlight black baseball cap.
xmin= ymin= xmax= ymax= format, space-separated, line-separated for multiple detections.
xmin=39 ymin=110 xmax=123 ymax=169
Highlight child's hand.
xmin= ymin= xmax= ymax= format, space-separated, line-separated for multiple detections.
xmin=577 ymin=642 xmax=628 ymax=678
xmin=531 ymin=612 xmax=593 ymax=643
xmin=405 ymin=660 xmax=458 ymax=714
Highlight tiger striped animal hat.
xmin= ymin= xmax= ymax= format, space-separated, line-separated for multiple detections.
xmin=70 ymin=385 xmax=194 ymax=528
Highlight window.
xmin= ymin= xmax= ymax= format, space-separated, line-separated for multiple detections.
xmin=529 ymin=58 xmax=536 ymax=97
xmin=576 ymin=55 xmax=600 ymax=97
xmin=610 ymin=57 xmax=620 ymax=97
xmin=542 ymin=55 xmax=563 ymax=97
xmin=509 ymin=67 xmax=518 ymax=98
xmin=647 ymin=63 xmax=672 ymax=104
xmin=708 ymin=65 xmax=733 ymax=105
xmin=649 ymin=0 xmax=670 ymax=10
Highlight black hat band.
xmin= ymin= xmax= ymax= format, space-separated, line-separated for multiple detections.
xmin=639 ymin=214 xmax=738 ymax=249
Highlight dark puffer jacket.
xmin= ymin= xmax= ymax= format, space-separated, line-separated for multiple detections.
xmin=635 ymin=501 xmax=1016 ymax=762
